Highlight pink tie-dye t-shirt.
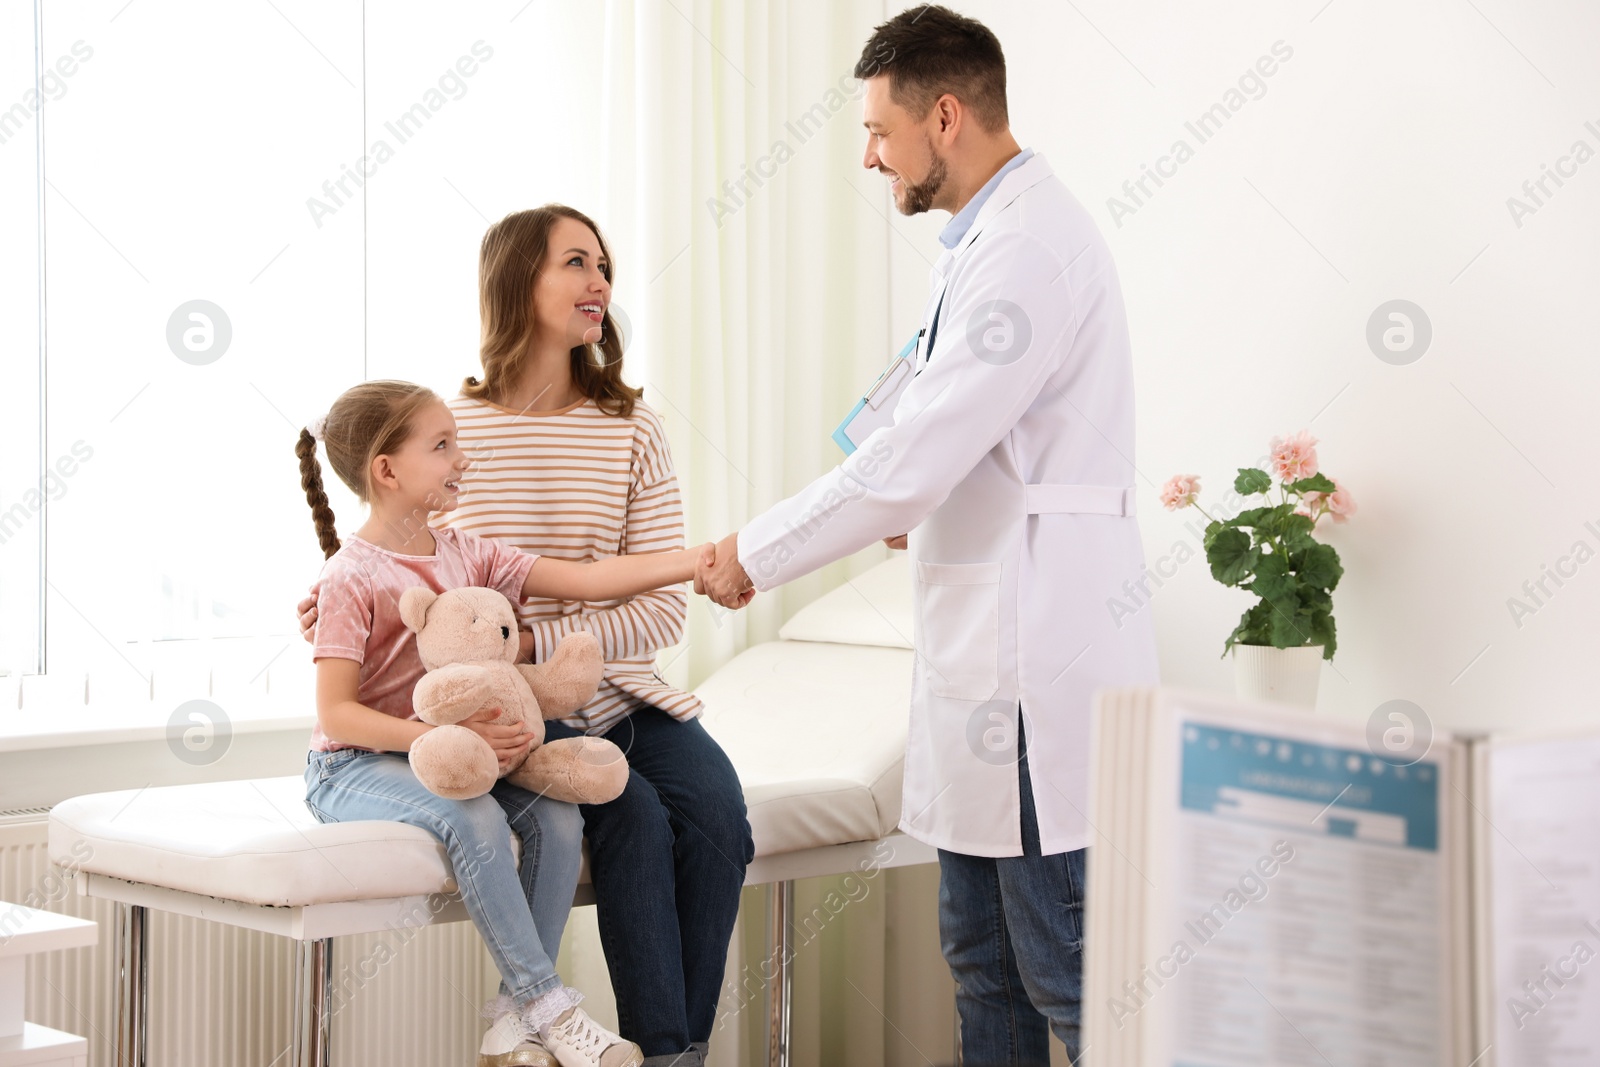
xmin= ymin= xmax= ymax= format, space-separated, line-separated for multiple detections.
xmin=309 ymin=526 xmax=538 ymax=752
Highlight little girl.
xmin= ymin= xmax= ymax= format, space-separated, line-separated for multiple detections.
xmin=297 ymin=378 xmax=704 ymax=1067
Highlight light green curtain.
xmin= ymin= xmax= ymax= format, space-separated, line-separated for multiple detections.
xmin=546 ymin=1 xmax=964 ymax=1064
xmin=598 ymin=0 xmax=899 ymax=668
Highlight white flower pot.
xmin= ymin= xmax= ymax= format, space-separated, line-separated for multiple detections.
xmin=1231 ymin=644 xmax=1324 ymax=710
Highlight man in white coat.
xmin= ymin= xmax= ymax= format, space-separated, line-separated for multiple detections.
xmin=699 ymin=7 xmax=1159 ymax=1063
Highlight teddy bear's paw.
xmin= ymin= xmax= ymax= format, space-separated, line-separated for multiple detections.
xmin=518 ymin=633 xmax=605 ymax=718
xmin=509 ymin=736 xmax=628 ymax=805
xmin=414 ymin=664 xmax=501 ymax=727
xmin=411 ymin=724 xmax=499 ymax=800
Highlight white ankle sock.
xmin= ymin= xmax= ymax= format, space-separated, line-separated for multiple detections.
xmin=522 ymin=985 xmax=585 ymax=1035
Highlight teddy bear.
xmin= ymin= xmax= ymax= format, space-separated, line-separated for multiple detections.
xmin=398 ymin=585 xmax=628 ymax=805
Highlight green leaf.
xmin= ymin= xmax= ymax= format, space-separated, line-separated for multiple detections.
xmin=1222 ymin=506 xmax=1274 ymax=530
xmin=1298 ymin=586 xmax=1333 ymax=616
xmin=1234 ymin=468 xmax=1273 ymax=495
xmin=1253 ymin=505 xmax=1303 ymax=540
xmin=1266 ymin=594 xmax=1311 ymax=648
xmin=1207 ymin=528 xmax=1259 ymax=587
xmin=1222 ymin=602 xmax=1273 ymax=658
xmin=1249 ymin=552 xmax=1297 ymax=602
xmin=1310 ymin=611 xmax=1338 ymax=660
xmin=1202 ymin=520 xmax=1224 ymax=551
xmin=1287 ymin=473 xmax=1336 ymax=494
xmin=1278 ymin=512 xmax=1315 ymax=542
xmin=1281 ymin=526 xmax=1318 ymax=556
xmin=1297 ymin=542 xmax=1344 ymax=592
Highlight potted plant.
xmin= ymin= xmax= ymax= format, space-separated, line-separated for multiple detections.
xmin=1160 ymin=430 xmax=1356 ymax=708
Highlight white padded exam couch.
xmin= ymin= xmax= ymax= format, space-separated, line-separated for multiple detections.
xmin=47 ymin=556 xmax=928 ymax=1067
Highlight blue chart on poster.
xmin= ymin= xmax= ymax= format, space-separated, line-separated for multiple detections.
xmin=1178 ymin=722 xmax=1439 ymax=852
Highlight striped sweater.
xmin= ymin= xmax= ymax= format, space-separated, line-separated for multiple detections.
xmin=435 ymin=393 xmax=702 ymax=733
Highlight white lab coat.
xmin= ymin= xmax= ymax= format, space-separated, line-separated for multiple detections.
xmin=738 ymin=153 xmax=1160 ymax=857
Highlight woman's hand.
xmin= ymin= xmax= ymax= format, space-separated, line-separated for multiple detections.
xmin=456 ymin=706 xmax=536 ymax=775
xmin=692 ymin=542 xmax=716 ymax=595
xmin=297 ymin=582 xmax=321 ymax=644
xmin=883 ymin=534 xmax=908 ymax=550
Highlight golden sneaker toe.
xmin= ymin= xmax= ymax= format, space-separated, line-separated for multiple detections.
xmin=479 ymin=1002 xmax=557 ymax=1067
xmin=541 ymin=1007 xmax=642 ymax=1067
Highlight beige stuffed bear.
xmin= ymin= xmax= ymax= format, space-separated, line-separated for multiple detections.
xmin=399 ymin=585 xmax=627 ymax=805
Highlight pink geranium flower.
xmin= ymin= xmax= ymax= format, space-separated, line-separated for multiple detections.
xmin=1269 ymin=430 xmax=1319 ymax=483
xmin=1298 ymin=478 xmax=1356 ymax=525
xmin=1159 ymin=474 xmax=1201 ymax=510
xmin=1325 ymin=479 xmax=1357 ymax=524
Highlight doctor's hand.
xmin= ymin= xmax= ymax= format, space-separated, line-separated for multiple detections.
xmin=882 ymin=535 xmax=908 ymax=550
xmin=695 ymin=532 xmax=756 ymax=609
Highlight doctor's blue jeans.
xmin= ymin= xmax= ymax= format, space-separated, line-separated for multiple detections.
xmin=937 ymin=715 xmax=1087 ymax=1066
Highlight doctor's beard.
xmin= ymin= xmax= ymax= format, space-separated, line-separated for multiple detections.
xmin=895 ymin=150 xmax=948 ymax=216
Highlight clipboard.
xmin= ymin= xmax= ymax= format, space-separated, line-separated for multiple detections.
xmin=831 ymin=335 xmax=918 ymax=455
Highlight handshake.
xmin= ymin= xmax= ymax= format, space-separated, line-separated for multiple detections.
xmin=689 ymin=530 xmax=906 ymax=610
xmin=693 ymin=532 xmax=756 ymax=610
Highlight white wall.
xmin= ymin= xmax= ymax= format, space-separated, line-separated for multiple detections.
xmin=887 ymin=0 xmax=1600 ymax=738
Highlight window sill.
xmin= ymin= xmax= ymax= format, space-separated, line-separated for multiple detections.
xmin=0 ymin=638 xmax=317 ymax=754
xmin=0 ymin=696 xmax=315 ymax=754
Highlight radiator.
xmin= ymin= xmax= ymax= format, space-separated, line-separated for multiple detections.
xmin=1 ymin=814 xmax=498 ymax=1067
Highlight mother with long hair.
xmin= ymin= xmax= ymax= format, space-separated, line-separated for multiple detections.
xmin=303 ymin=204 xmax=752 ymax=1067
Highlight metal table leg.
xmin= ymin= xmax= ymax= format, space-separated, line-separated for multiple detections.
xmin=292 ymin=938 xmax=333 ymax=1067
xmin=767 ymin=880 xmax=793 ymax=1067
xmin=114 ymin=903 xmax=147 ymax=1067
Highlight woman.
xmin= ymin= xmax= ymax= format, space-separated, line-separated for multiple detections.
xmin=302 ymin=205 xmax=752 ymax=1067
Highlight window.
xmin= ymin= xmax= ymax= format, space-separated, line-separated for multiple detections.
xmin=3 ymin=0 xmax=611 ymax=728
xmin=1 ymin=0 xmax=46 ymax=676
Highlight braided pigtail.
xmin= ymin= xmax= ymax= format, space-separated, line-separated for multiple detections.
xmin=297 ymin=428 xmax=341 ymax=559
xmin=300 ymin=380 xmax=438 ymax=558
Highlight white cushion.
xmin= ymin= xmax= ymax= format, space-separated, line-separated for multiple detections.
xmin=49 ymin=776 xmax=460 ymax=908
xmin=695 ymin=640 xmax=912 ymax=856
xmin=777 ymin=555 xmax=914 ymax=649
xmin=47 ymin=640 xmax=915 ymax=907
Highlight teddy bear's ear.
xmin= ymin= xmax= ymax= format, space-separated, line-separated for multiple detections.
xmin=399 ymin=587 xmax=439 ymax=634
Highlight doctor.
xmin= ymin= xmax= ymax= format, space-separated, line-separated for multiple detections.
xmin=700 ymin=6 xmax=1158 ymax=1064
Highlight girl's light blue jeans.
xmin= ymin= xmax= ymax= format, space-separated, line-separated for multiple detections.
xmin=303 ymin=747 xmax=583 ymax=1004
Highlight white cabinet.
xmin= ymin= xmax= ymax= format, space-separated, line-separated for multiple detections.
xmin=0 ymin=904 xmax=96 ymax=1067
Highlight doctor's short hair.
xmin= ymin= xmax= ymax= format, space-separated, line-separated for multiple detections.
xmin=854 ymin=5 xmax=1008 ymax=134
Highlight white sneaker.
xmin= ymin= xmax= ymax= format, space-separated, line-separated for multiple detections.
xmin=540 ymin=1006 xmax=643 ymax=1067
xmin=478 ymin=999 xmax=557 ymax=1067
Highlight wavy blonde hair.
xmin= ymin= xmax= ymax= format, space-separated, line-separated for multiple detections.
xmin=465 ymin=204 xmax=640 ymax=418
